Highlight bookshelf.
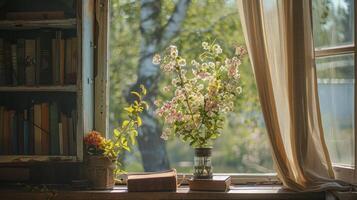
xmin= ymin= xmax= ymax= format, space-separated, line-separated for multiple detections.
xmin=0 ymin=0 xmax=94 ymax=167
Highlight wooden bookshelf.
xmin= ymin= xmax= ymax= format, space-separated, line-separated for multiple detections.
xmin=0 ymin=85 xmax=77 ymax=92
xmin=0 ymin=18 xmax=77 ymax=30
xmin=0 ymin=0 xmax=95 ymax=166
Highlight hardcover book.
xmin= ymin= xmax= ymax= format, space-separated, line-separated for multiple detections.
xmin=127 ymin=169 xmax=177 ymax=192
xmin=188 ymin=176 xmax=231 ymax=192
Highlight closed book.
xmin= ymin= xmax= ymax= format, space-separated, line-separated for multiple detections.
xmin=28 ymin=106 xmax=34 ymax=154
xmin=34 ymin=104 xmax=42 ymax=154
xmin=52 ymin=38 xmax=59 ymax=84
xmin=127 ymin=169 xmax=177 ymax=192
xmin=4 ymin=41 xmax=12 ymax=85
xmin=23 ymin=109 xmax=29 ymax=155
xmin=39 ymin=32 xmax=52 ymax=85
xmin=0 ymin=38 xmax=5 ymax=85
xmin=69 ymin=38 xmax=77 ymax=84
xmin=3 ymin=110 xmax=10 ymax=154
xmin=41 ymin=103 xmax=50 ymax=155
xmin=0 ymin=107 xmax=4 ymax=154
xmin=10 ymin=44 xmax=18 ymax=85
xmin=59 ymin=39 xmax=65 ymax=85
xmin=61 ymin=113 xmax=68 ymax=155
xmin=65 ymin=39 xmax=72 ymax=84
xmin=17 ymin=39 xmax=25 ymax=85
xmin=17 ymin=112 xmax=24 ymax=154
xmin=188 ymin=176 xmax=231 ymax=192
xmin=50 ymin=102 xmax=59 ymax=155
xmin=68 ymin=117 xmax=74 ymax=155
xmin=58 ymin=122 xmax=63 ymax=155
xmin=9 ymin=110 xmax=17 ymax=154
xmin=25 ymin=40 xmax=36 ymax=85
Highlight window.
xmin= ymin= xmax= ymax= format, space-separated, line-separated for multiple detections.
xmin=109 ymin=0 xmax=273 ymax=174
xmin=312 ymin=0 xmax=356 ymax=181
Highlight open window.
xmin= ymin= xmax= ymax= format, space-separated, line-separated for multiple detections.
xmin=311 ymin=0 xmax=356 ymax=183
xmin=104 ymin=0 xmax=276 ymax=183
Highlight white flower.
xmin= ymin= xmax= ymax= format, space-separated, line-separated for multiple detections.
xmin=152 ymin=54 xmax=161 ymax=65
xmin=168 ymin=45 xmax=178 ymax=58
xmin=202 ymin=42 xmax=209 ymax=50
xmin=208 ymin=62 xmax=215 ymax=68
xmin=213 ymin=44 xmax=222 ymax=54
xmin=237 ymin=86 xmax=242 ymax=94
xmin=178 ymin=58 xmax=186 ymax=66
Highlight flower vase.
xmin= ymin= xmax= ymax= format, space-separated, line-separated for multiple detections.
xmin=193 ymin=147 xmax=213 ymax=179
xmin=86 ymin=155 xmax=116 ymax=190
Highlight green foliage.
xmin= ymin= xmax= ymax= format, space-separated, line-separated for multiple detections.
xmin=104 ymin=85 xmax=148 ymax=174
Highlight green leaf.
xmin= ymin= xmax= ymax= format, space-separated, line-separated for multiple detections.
xmin=140 ymin=84 xmax=147 ymax=95
xmin=137 ymin=116 xmax=142 ymax=126
xmin=131 ymin=91 xmax=141 ymax=100
xmin=114 ymin=129 xmax=120 ymax=137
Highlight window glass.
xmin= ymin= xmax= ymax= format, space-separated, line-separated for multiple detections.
xmin=316 ymin=54 xmax=355 ymax=166
xmin=109 ymin=0 xmax=274 ymax=173
xmin=312 ymin=0 xmax=354 ymax=49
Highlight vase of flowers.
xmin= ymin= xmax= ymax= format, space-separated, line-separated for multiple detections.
xmin=153 ymin=41 xmax=246 ymax=179
xmin=84 ymin=86 xmax=148 ymax=189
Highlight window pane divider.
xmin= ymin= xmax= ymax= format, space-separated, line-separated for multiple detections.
xmin=315 ymin=45 xmax=355 ymax=57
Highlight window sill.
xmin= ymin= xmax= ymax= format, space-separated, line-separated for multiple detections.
xmin=0 ymin=185 xmax=325 ymax=200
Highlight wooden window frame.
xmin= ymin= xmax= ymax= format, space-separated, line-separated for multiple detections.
xmin=311 ymin=0 xmax=357 ymax=184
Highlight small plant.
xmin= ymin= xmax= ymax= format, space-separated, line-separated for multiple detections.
xmin=153 ymin=41 xmax=246 ymax=147
xmin=84 ymin=85 xmax=148 ymax=174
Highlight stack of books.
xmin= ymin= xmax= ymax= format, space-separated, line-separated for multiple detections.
xmin=189 ymin=176 xmax=231 ymax=192
xmin=0 ymin=32 xmax=77 ymax=86
xmin=0 ymin=103 xmax=76 ymax=155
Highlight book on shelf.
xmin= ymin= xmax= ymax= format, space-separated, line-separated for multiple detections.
xmin=127 ymin=169 xmax=177 ymax=192
xmin=188 ymin=176 xmax=231 ymax=192
xmin=0 ymin=104 xmax=76 ymax=156
xmin=0 ymin=32 xmax=77 ymax=87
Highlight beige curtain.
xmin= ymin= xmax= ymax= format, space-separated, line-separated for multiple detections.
xmin=237 ymin=0 xmax=349 ymax=191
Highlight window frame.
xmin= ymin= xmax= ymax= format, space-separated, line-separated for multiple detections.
xmin=311 ymin=0 xmax=357 ymax=184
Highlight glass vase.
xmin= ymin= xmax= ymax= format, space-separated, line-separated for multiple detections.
xmin=193 ymin=147 xmax=213 ymax=179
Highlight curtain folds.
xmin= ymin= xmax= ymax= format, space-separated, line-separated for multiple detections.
xmin=237 ymin=0 xmax=349 ymax=191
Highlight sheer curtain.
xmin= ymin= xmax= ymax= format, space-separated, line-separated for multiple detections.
xmin=237 ymin=0 xmax=349 ymax=191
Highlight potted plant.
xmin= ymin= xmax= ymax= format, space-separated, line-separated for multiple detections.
xmin=84 ymin=85 xmax=148 ymax=189
xmin=153 ymin=42 xmax=246 ymax=179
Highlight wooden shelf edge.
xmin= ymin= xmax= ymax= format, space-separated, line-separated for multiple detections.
xmin=0 ymin=18 xmax=77 ymax=29
xmin=0 ymin=85 xmax=77 ymax=92
xmin=0 ymin=155 xmax=77 ymax=163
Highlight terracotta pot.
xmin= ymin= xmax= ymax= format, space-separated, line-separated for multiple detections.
xmin=86 ymin=156 xmax=116 ymax=190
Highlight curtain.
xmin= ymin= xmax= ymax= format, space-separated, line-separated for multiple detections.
xmin=237 ymin=0 xmax=349 ymax=191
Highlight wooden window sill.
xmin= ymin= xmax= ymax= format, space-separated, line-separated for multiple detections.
xmin=0 ymin=185 xmax=326 ymax=200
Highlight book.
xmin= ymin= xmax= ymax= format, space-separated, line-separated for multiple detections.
xmin=28 ymin=105 xmax=35 ymax=154
xmin=58 ymin=122 xmax=63 ymax=155
xmin=34 ymin=104 xmax=42 ymax=154
xmin=18 ymin=112 xmax=24 ymax=154
xmin=65 ymin=39 xmax=72 ymax=84
xmin=50 ymin=102 xmax=59 ymax=155
xmin=25 ymin=40 xmax=36 ymax=85
xmin=39 ymin=32 xmax=52 ymax=85
xmin=188 ymin=176 xmax=231 ymax=192
xmin=0 ymin=107 xmax=4 ymax=154
xmin=9 ymin=110 xmax=17 ymax=154
xmin=127 ymin=169 xmax=177 ymax=192
xmin=41 ymin=103 xmax=50 ymax=155
xmin=17 ymin=39 xmax=25 ymax=85
xmin=4 ymin=40 xmax=12 ymax=85
xmin=10 ymin=44 xmax=18 ymax=86
xmin=23 ymin=109 xmax=29 ymax=155
xmin=61 ymin=113 xmax=68 ymax=155
xmin=3 ymin=110 xmax=10 ymax=154
xmin=59 ymin=39 xmax=65 ymax=85
xmin=0 ymin=39 xmax=5 ymax=85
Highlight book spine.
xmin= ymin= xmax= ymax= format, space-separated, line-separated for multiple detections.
xmin=65 ymin=39 xmax=72 ymax=84
xmin=17 ymin=112 xmax=24 ymax=154
xmin=41 ymin=103 xmax=50 ymax=155
xmin=0 ymin=38 xmax=5 ymax=85
xmin=59 ymin=39 xmax=65 ymax=85
xmin=58 ymin=122 xmax=63 ymax=155
xmin=10 ymin=44 xmax=18 ymax=86
xmin=10 ymin=111 xmax=17 ymax=154
xmin=25 ymin=40 xmax=36 ymax=86
xmin=50 ymin=102 xmax=59 ymax=155
xmin=0 ymin=107 xmax=3 ymax=154
xmin=34 ymin=104 xmax=42 ymax=154
xmin=39 ymin=32 xmax=52 ymax=85
xmin=28 ymin=105 xmax=34 ymax=154
xmin=3 ymin=110 xmax=10 ymax=154
xmin=24 ymin=109 xmax=29 ymax=155
xmin=17 ymin=39 xmax=25 ymax=85
xmin=4 ymin=41 xmax=12 ymax=85
xmin=61 ymin=113 xmax=68 ymax=155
